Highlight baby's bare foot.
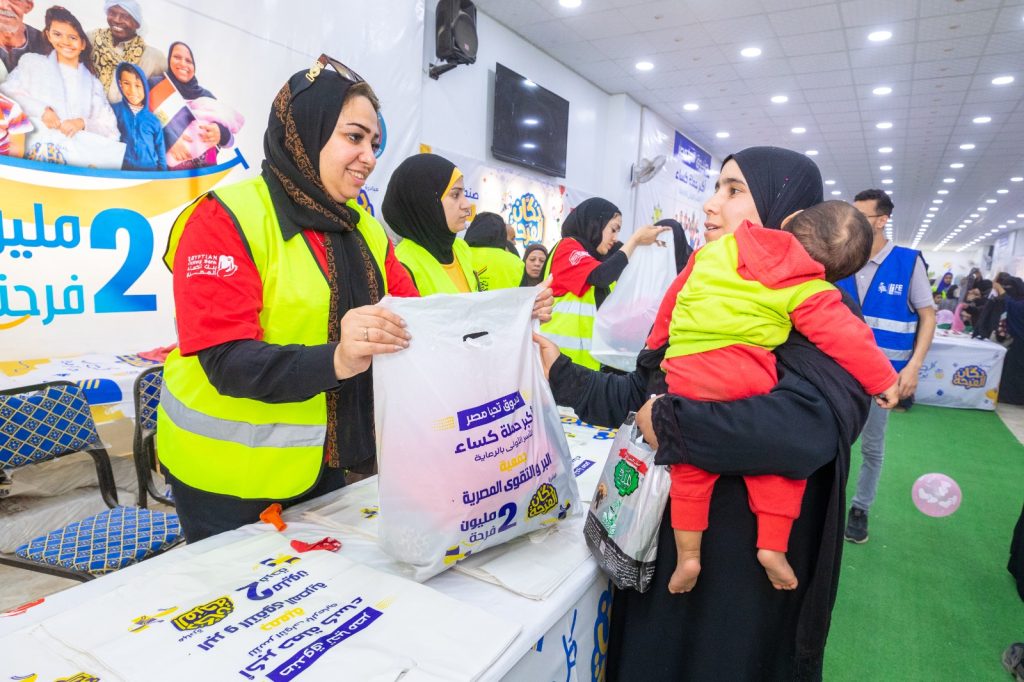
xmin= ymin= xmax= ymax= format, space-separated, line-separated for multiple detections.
xmin=668 ymin=556 xmax=701 ymax=593
xmin=757 ymin=549 xmax=798 ymax=590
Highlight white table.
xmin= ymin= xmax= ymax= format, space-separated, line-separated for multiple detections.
xmin=0 ymin=410 xmax=618 ymax=681
xmin=916 ymin=330 xmax=1008 ymax=410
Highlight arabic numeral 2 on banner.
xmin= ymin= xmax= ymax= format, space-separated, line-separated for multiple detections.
xmin=497 ymin=502 xmax=517 ymax=533
xmin=90 ymin=208 xmax=157 ymax=313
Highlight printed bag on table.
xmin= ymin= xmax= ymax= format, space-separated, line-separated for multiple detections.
xmin=373 ymin=286 xmax=580 ymax=581
xmin=583 ymin=414 xmax=669 ymax=592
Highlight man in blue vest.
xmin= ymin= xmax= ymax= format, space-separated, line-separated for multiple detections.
xmin=837 ymin=189 xmax=936 ymax=543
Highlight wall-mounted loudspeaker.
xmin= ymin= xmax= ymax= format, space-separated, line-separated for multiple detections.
xmin=430 ymin=0 xmax=477 ymax=79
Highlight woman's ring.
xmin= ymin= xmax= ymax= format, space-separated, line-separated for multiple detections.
xmin=362 ymin=327 xmax=369 ymax=342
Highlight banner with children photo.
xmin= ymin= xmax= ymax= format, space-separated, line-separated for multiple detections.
xmin=0 ymin=0 xmax=424 ymax=359
xmin=632 ymin=108 xmax=715 ymax=254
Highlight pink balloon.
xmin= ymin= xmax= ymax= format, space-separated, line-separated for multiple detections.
xmin=911 ymin=473 xmax=962 ymax=517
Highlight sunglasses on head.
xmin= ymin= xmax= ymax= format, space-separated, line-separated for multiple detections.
xmin=306 ymin=53 xmax=365 ymax=85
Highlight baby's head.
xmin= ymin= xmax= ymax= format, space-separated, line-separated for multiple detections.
xmin=116 ymin=63 xmax=145 ymax=107
xmin=783 ymin=201 xmax=872 ymax=283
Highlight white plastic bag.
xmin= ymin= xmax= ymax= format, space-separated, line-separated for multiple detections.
xmin=583 ymin=414 xmax=670 ymax=592
xmin=591 ymin=234 xmax=677 ymax=371
xmin=373 ymin=287 xmax=580 ymax=581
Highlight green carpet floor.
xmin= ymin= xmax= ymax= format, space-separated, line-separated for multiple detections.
xmin=824 ymin=405 xmax=1024 ymax=681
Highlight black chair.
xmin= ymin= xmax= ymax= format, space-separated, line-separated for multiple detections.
xmin=0 ymin=381 xmax=182 ymax=581
xmin=132 ymin=366 xmax=173 ymax=508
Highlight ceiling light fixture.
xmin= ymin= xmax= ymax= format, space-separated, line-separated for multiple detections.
xmin=876 ymin=121 xmax=893 ymax=129
xmin=831 ymin=190 xmax=841 ymax=196
xmin=943 ymin=178 xmax=955 ymax=183
xmin=997 ymin=189 xmax=1009 ymax=194
xmin=881 ymin=179 xmax=893 ymax=184
xmin=771 ymin=95 xmax=788 ymax=103
xmin=559 ymin=0 xmax=582 ymax=6
xmin=972 ymin=116 xmax=992 ymax=124
xmin=805 ymin=149 xmax=818 ymax=156
xmin=716 ymin=131 xmax=730 ymax=138
xmin=791 ymin=126 xmax=806 ymax=134
xmin=872 ymin=86 xmax=892 ymax=95
xmin=879 ymin=146 xmax=893 ymax=153
xmin=635 ymin=61 xmax=654 ymax=71
xmin=740 ymin=46 xmax=762 ymax=58
xmin=825 ymin=179 xmax=836 ymax=185
xmin=950 ymin=163 xmax=964 ymax=169
xmin=992 ymin=75 xmax=1015 ymax=85
xmin=683 ymin=102 xmax=699 ymax=111
xmin=960 ymin=143 xmax=976 ymax=150
xmin=937 ymin=190 xmax=949 ymax=195
xmin=868 ymin=30 xmax=892 ymax=42
xmin=1011 ymin=177 xmax=1023 ymax=182
xmin=932 ymin=199 xmax=943 ymax=204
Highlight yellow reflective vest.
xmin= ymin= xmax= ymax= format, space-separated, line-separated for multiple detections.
xmin=395 ymin=237 xmax=478 ymax=295
xmin=157 ymin=176 xmax=390 ymax=499
xmin=539 ymin=239 xmax=600 ymax=369
xmin=469 ymin=246 xmax=526 ymax=291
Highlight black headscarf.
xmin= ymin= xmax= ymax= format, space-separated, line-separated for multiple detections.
xmin=382 ymin=153 xmax=461 ymax=264
xmin=655 ymin=218 xmax=692 ymax=273
xmin=465 ymin=212 xmax=508 ymax=249
xmin=258 ymin=66 xmax=383 ymax=471
xmin=725 ymin=147 xmax=823 ymax=229
xmin=166 ymin=41 xmax=214 ymax=100
xmin=522 ymin=242 xmax=549 ymax=287
xmin=561 ymin=197 xmax=621 ymax=259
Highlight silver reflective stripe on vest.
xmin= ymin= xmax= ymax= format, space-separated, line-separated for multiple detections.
xmin=881 ymin=347 xmax=913 ymax=361
xmin=552 ymin=300 xmax=596 ymax=317
xmin=540 ymin=331 xmax=593 ymax=350
xmin=863 ymin=315 xmax=917 ymax=334
xmin=161 ymin=387 xmax=326 ymax=448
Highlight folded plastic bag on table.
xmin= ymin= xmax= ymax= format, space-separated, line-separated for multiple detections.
xmin=591 ymin=234 xmax=677 ymax=371
xmin=583 ymin=413 xmax=670 ymax=592
xmin=373 ymin=286 xmax=580 ymax=581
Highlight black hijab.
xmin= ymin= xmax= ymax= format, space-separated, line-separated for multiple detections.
xmin=465 ymin=212 xmax=508 ymax=249
xmin=655 ymin=218 xmax=692 ymax=273
xmin=725 ymin=147 xmax=823 ymax=228
xmin=561 ymin=197 xmax=620 ymax=259
xmin=382 ymin=153 xmax=461 ymax=264
xmin=258 ymin=66 xmax=383 ymax=471
xmin=522 ymin=242 xmax=549 ymax=287
xmin=166 ymin=42 xmax=214 ymax=100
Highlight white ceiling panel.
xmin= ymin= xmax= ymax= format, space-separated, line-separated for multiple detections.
xmin=473 ymin=0 xmax=1024 ymax=250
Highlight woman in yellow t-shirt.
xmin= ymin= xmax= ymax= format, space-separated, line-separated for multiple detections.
xmin=382 ymin=153 xmax=479 ymax=295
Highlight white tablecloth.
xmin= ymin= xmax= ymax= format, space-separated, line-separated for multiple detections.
xmin=916 ymin=330 xmax=1007 ymax=410
xmin=0 ymin=410 xmax=618 ymax=682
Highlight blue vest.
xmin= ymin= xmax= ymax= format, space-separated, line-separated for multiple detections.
xmin=837 ymin=246 xmax=920 ymax=371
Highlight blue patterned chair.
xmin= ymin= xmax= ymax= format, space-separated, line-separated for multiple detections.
xmin=132 ymin=366 xmax=174 ymax=508
xmin=0 ymin=381 xmax=182 ymax=581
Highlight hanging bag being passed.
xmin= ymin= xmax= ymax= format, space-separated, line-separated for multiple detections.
xmin=374 ymin=287 xmax=580 ymax=581
xmin=591 ymin=235 xmax=677 ymax=371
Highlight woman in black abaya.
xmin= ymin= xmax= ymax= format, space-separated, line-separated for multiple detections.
xmin=537 ymin=146 xmax=870 ymax=681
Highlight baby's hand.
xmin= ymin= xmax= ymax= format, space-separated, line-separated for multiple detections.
xmin=875 ymin=382 xmax=900 ymax=409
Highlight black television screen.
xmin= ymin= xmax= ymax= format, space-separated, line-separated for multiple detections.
xmin=491 ymin=63 xmax=569 ymax=178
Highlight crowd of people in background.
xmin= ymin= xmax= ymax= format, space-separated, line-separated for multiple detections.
xmin=0 ymin=0 xmax=242 ymax=170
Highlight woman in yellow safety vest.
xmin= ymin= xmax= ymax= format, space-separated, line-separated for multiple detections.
xmin=540 ymin=198 xmax=667 ymax=369
xmin=382 ymin=153 xmax=480 ymax=296
xmin=157 ymin=57 xmax=421 ymax=542
xmin=464 ymin=212 xmax=527 ymax=291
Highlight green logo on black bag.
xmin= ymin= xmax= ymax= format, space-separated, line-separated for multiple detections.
xmin=614 ymin=460 xmax=639 ymax=496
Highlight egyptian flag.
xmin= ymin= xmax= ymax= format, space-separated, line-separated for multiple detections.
xmin=148 ymin=76 xmax=195 ymax=152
